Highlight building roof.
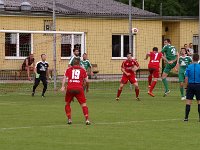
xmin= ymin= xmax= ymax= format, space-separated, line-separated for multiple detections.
xmin=0 ymin=0 xmax=158 ymax=17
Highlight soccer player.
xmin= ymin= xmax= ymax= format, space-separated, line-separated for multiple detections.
xmin=144 ymin=47 xmax=163 ymax=97
xmin=32 ymin=54 xmax=49 ymax=97
xmin=184 ymin=54 xmax=200 ymax=122
xmin=61 ymin=58 xmax=90 ymax=125
xmin=175 ymin=48 xmax=192 ymax=100
xmin=81 ymin=53 xmax=93 ymax=92
xmin=20 ymin=54 xmax=35 ymax=81
xmin=116 ymin=53 xmax=140 ymax=101
xmin=68 ymin=48 xmax=80 ymax=67
xmin=161 ymin=39 xmax=178 ymax=97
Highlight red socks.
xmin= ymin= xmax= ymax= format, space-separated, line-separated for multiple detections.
xmin=117 ymin=89 xmax=122 ymax=98
xmin=148 ymin=75 xmax=152 ymax=86
xmin=135 ymin=88 xmax=139 ymax=97
xmin=82 ymin=106 xmax=89 ymax=120
xmin=65 ymin=104 xmax=71 ymax=120
xmin=150 ymin=81 xmax=157 ymax=92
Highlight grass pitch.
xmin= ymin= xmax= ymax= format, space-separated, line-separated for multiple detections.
xmin=0 ymin=81 xmax=199 ymax=150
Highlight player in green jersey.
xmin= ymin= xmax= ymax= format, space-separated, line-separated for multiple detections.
xmin=175 ymin=48 xmax=192 ymax=100
xmin=68 ymin=48 xmax=80 ymax=67
xmin=81 ymin=53 xmax=93 ymax=92
xmin=82 ymin=53 xmax=93 ymax=75
xmin=161 ymin=39 xmax=178 ymax=97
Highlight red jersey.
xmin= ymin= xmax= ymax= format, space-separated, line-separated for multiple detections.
xmin=121 ymin=59 xmax=139 ymax=74
xmin=148 ymin=52 xmax=163 ymax=68
xmin=65 ymin=66 xmax=87 ymax=90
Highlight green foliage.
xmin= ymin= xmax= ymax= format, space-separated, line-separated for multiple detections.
xmin=115 ymin=0 xmax=199 ymax=16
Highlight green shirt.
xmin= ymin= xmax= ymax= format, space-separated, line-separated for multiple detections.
xmin=179 ymin=56 xmax=192 ymax=73
xmin=81 ymin=60 xmax=92 ymax=71
xmin=69 ymin=56 xmax=80 ymax=66
xmin=162 ymin=44 xmax=177 ymax=61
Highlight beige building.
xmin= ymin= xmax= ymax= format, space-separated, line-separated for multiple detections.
xmin=0 ymin=0 xmax=198 ymax=75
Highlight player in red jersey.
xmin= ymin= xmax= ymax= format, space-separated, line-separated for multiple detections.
xmin=116 ymin=53 xmax=140 ymax=101
xmin=61 ymin=58 xmax=90 ymax=125
xmin=144 ymin=47 xmax=163 ymax=97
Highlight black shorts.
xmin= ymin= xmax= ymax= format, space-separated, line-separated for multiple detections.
xmin=186 ymin=84 xmax=200 ymax=100
xmin=22 ymin=65 xmax=26 ymax=71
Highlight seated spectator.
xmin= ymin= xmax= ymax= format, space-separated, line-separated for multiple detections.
xmin=21 ymin=54 xmax=35 ymax=80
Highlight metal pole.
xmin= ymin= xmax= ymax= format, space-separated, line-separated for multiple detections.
xmin=198 ymin=0 xmax=200 ymax=55
xmin=53 ymin=0 xmax=57 ymax=91
xmin=129 ymin=0 xmax=133 ymax=55
xmin=160 ymin=3 xmax=162 ymax=16
xmin=142 ymin=0 xmax=144 ymax=10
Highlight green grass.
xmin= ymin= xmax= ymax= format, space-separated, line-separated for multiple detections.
xmin=0 ymin=82 xmax=199 ymax=150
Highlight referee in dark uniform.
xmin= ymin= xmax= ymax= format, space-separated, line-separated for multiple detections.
xmin=184 ymin=53 xmax=200 ymax=122
xmin=32 ymin=54 xmax=49 ymax=97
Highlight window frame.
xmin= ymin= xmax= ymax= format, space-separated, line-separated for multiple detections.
xmin=61 ymin=33 xmax=86 ymax=60
xmin=112 ymin=34 xmax=132 ymax=60
xmin=5 ymin=33 xmax=33 ymax=60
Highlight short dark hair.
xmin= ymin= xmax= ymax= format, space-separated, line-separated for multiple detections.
xmin=83 ymin=53 xmax=87 ymax=55
xmin=127 ymin=52 xmax=132 ymax=56
xmin=184 ymin=44 xmax=188 ymax=47
xmin=73 ymin=48 xmax=79 ymax=52
xmin=41 ymin=54 xmax=46 ymax=57
xmin=181 ymin=48 xmax=186 ymax=51
xmin=73 ymin=57 xmax=80 ymax=65
xmin=164 ymin=39 xmax=171 ymax=43
xmin=153 ymin=47 xmax=158 ymax=52
xmin=193 ymin=53 xmax=199 ymax=62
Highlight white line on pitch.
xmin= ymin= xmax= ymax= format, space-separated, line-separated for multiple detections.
xmin=0 ymin=118 xmax=194 ymax=131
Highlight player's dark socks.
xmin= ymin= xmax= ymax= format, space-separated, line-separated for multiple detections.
xmin=32 ymin=92 xmax=35 ymax=97
xmin=32 ymin=86 xmax=36 ymax=93
xmin=180 ymin=87 xmax=184 ymax=97
xmin=135 ymin=88 xmax=139 ymax=98
xmin=198 ymin=104 xmax=200 ymax=120
xmin=117 ymin=89 xmax=122 ymax=98
xmin=185 ymin=104 xmax=191 ymax=120
xmin=82 ymin=106 xmax=89 ymax=120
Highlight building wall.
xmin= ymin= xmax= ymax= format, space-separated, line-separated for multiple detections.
xmin=162 ymin=22 xmax=180 ymax=51
xmin=179 ymin=20 xmax=198 ymax=49
xmin=0 ymin=15 xmax=166 ymax=75
xmin=162 ymin=20 xmax=198 ymax=52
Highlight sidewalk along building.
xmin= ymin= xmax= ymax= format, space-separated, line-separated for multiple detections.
xmin=0 ymin=0 xmax=198 ymax=76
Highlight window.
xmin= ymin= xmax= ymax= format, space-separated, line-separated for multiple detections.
xmin=44 ymin=20 xmax=53 ymax=31
xmin=193 ymin=35 xmax=199 ymax=53
xmin=5 ymin=33 xmax=32 ymax=58
xmin=5 ymin=33 xmax=17 ymax=56
xmin=61 ymin=34 xmax=72 ymax=57
xmin=61 ymin=34 xmax=85 ymax=59
xmin=112 ymin=35 xmax=131 ymax=58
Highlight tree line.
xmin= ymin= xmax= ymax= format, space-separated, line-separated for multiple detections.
xmin=115 ymin=0 xmax=199 ymax=16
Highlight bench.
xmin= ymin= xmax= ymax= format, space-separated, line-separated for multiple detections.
xmin=136 ymin=69 xmax=149 ymax=78
xmin=91 ymin=64 xmax=99 ymax=79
